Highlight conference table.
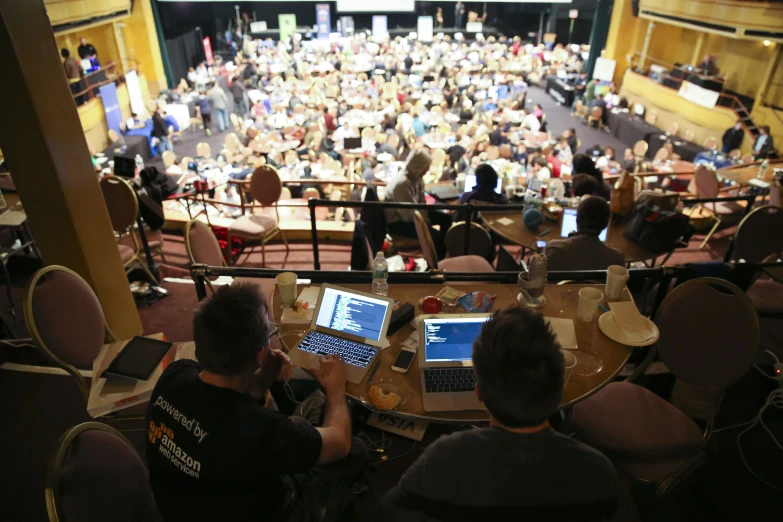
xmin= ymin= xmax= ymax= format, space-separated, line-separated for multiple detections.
xmin=545 ymin=76 xmax=576 ymax=107
xmin=606 ymin=111 xmax=660 ymax=149
xmin=101 ymin=135 xmax=153 ymax=162
xmin=646 ymin=133 xmax=706 ymax=162
xmin=483 ymin=210 xmax=666 ymax=265
xmin=718 ymin=163 xmax=769 ymax=186
xmin=273 ymin=282 xmax=634 ymax=423
xmin=694 ymin=151 xmax=736 ymax=170
xmin=125 ymin=120 xmax=158 ymax=159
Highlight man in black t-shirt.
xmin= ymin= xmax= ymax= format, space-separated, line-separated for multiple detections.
xmin=381 ymin=307 xmax=618 ymax=522
xmin=77 ymin=37 xmax=97 ymax=59
xmin=146 ymin=283 xmax=367 ymax=522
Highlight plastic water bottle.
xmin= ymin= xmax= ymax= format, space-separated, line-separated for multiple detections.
xmin=371 ymin=252 xmax=389 ymax=296
xmin=758 ymin=159 xmax=769 ymax=180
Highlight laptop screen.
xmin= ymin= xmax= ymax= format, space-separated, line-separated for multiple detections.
xmin=343 ymin=137 xmax=362 ymax=150
xmin=463 ymin=173 xmax=503 ymax=195
xmin=560 ymin=208 xmax=608 ymax=241
xmin=423 ymin=317 xmax=487 ymax=363
xmin=315 ymin=287 xmax=391 ymax=342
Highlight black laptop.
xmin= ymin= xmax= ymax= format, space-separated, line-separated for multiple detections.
xmin=343 ymin=137 xmax=362 ymax=150
xmin=428 ymin=185 xmax=460 ymax=201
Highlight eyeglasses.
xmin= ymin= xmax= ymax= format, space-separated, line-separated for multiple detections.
xmin=267 ymin=322 xmax=280 ymax=342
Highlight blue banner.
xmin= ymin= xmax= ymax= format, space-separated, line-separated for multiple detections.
xmin=316 ymin=3 xmax=331 ymax=39
xmin=98 ymin=82 xmax=122 ymax=135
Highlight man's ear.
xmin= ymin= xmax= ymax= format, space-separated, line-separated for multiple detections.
xmin=474 ymin=384 xmax=483 ymax=402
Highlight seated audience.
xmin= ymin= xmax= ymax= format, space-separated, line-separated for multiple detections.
xmin=571 ymin=173 xmax=600 ymax=198
xmin=146 ymin=283 xmax=368 ymax=522
xmin=455 ymin=164 xmax=507 ymax=221
xmin=572 ymin=154 xmax=610 ymax=200
xmin=385 ymin=150 xmax=452 ymax=260
xmin=381 ymin=306 xmax=617 ymax=521
xmin=545 ymin=196 xmax=624 ymax=271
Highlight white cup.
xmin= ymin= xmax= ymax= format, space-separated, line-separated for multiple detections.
xmin=562 ymin=350 xmax=577 ymax=387
xmin=456 ymin=173 xmax=466 ymax=192
xmin=505 ymin=184 xmax=516 ymax=199
xmin=578 ymin=287 xmax=603 ymax=322
xmin=276 ymin=272 xmax=298 ymax=308
xmin=605 ymin=265 xmax=630 ymax=300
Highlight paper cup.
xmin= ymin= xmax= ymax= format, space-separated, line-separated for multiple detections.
xmin=578 ymin=287 xmax=603 ymax=322
xmin=276 ymin=272 xmax=298 ymax=308
xmin=505 ymin=184 xmax=516 ymax=199
xmin=456 ymin=173 xmax=466 ymax=192
xmin=562 ymin=350 xmax=577 ymax=387
xmin=605 ymin=265 xmax=629 ymax=300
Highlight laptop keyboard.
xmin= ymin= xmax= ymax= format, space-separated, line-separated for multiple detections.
xmin=423 ymin=368 xmax=476 ymax=393
xmin=298 ymin=331 xmax=377 ymax=368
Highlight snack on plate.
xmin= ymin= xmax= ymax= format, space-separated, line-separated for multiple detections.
xmin=368 ymin=385 xmax=402 ymax=410
xmin=436 ymin=286 xmax=467 ymax=307
xmin=458 ymin=291 xmax=496 ymax=313
xmin=289 ymin=300 xmax=310 ymax=317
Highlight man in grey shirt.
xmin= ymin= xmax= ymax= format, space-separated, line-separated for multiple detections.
xmin=209 ymin=82 xmax=230 ymax=132
xmin=381 ymin=307 xmax=617 ymax=521
xmin=545 ymin=196 xmax=624 ymax=271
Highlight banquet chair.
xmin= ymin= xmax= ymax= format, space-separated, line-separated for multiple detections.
xmin=303 ymin=187 xmax=321 ymax=200
xmin=445 ymin=222 xmax=494 ymax=260
xmin=430 ymin=105 xmax=443 ymax=115
xmin=228 ymin=166 xmax=290 ymax=267
xmin=24 ymin=265 xmax=119 ymax=402
xmin=740 ymin=153 xmax=754 ymax=163
xmin=219 ymin=149 xmax=234 ymax=164
xmin=731 ymin=205 xmax=783 ymax=263
xmin=179 ymin=156 xmax=194 ymax=171
xmin=572 ymin=99 xmax=584 ymax=118
xmin=46 ymin=422 xmax=163 ymax=522
xmin=486 ymin=146 xmax=500 ymax=160
xmin=413 ymin=211 xmax=494 ymax=272
xmin=666 ymin=122 xmax=679 ymax=136
xmin=632 ymin=140 xmax=648 ymax=160
xmin=703 ymin=137 xmax=718 ymax=150
xmin=587 ymin=106 xmax=603 ymax=129
xmin=196 ymin=142 xmax=212 ymax=159
xmin=572 ymin=278 xmax=758 ymax=515
xmin=653 ymin=148 xmax=669 ymax=162
xmin=280 ymin=187 xmax=292 ymax=201
xmin=438 ymin=122 xmax=451 ymax=134
xmin=645 ymin=109 xmax=658 ymax=126
xmin=185 ymin=220 xmax=227 ymax=292
xmin=99 ymin=177 xmax=159 ymax=284
xmin=107 ymin=129 xmax=123 ymax=146
xmin=728 ymin=148 xmax=742 ymax=161
xmin=683 ymin=129 xmax=695 ymax=142
xmin=691 ymin=165 xmax=743 ymax=249
xmin=230 ymin=113 xmax=242 ymax=131
xmin=189 ymin=106 xmax=203 ymax=134
xmin=361 ymin=127 xmax=375 ymax=142
xmin=224 ymin=133 xmax=241 ymax=153
xmin=161 ymin=151 xmax=177 ymax=169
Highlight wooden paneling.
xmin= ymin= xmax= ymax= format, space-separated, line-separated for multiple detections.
xmin=639 ymin=0 xmax=783 ymax=35
xmin=45 ymin=0 xmax=130 ymax=27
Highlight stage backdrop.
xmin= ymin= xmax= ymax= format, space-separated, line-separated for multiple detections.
xmin=165 ymin=29 xmax=207 ymax=87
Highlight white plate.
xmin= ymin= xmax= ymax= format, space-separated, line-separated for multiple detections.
xmin=598 ymin=311 xmax=659 ymax=347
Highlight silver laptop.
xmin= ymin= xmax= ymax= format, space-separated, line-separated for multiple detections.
xmin=418 ymin=314 xmax=490 ymax=412
xmin=289 ymin=284 xmax=395 ymax=384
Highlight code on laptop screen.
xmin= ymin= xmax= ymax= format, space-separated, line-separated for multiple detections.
xmin=316 ymin=287 xmax=390 ymax=342
xmin=423 ymin=317 xmax=487 ymax=362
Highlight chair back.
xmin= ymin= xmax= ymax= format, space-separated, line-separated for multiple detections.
xmin=590 ymin=106 xmax=602 ymax=120
xmin=438 ymin=122 xmax=451 ymax=134
xmin=388 ymin=133 xmax=400 ymax=149
xmin=645 ymin=109 xmax=658 ymax=125
xmin=703 ymin=137 xmax=718 ymax=150
xmin=361 ymin=127 xmax=375 ymax=141
xmin=303 ymin=187 xmax=320 ymax=200
xmin=632 ymin=140 xmax=648 ymax=158
xmin=99 ymin=177 xmax=138 ymax=234
xmin=728 ymin=148 xmax=742 ymax=160
xmin=413 ymin=210 xmax=439 ymax=270
xmin=740 ymin=153 xmax=754 ymax=164
xmin=46 ymin=422 xmax=162 ymax=522
xmin=653 ymin=148 xmax=669 ymax=162
xmin=230 ymin=113 xmax=241 ymax=130
xmin=219 ymin=148 xmax=234 ymax=164
xmin=250 ymin=165 xmax=283 ymax=206
xmin=445 ymin=222 xmax=493 ymax=259
xmin=185 ymin=220 xmax=225 ymax=267
xmin=732 ymin=205 xmax=783 ymax=262
xmin=667 ymin=122 xmax=679 ymax=136
xmin=161 ymin=151 xmax=176 ymax=169
xmin=486 ymin=146 xmax=499 ymax=160
xmin=279 ymin=187 xmax=292 ymax=200
xmin=24 ymin=266 xmax=112 ymax=401
xmin=107 ymin=129 xmax=121 ymax=144
xmin=693 ymin=165 xmax=719 ymax=198
xmin=654 ymin=278 xmax=758 ymax=389
xmin=196 ymin=142 xmax=211 ymax=158
xmin=683 ymin=129 xmax=695 ymax=142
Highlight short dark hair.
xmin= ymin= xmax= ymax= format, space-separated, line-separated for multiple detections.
xmin=577 ymin=196 xmax=611 ymax=235
xmin=572 ymin=173 xmax=599 ymax=197
xmin=472 ymin=307 xmax=564 ymax=427
xmin=761 ymin=125 xmax=770 ymax=134
xmin=193 ymin=283 xmax=270 ymax=375
xmin=475 ymin=164 xmax=498 ymax=188
xmin=61 ymin=49 xmax=70 ymax=58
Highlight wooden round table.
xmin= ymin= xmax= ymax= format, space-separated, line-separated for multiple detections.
xmin=484 ymin=209 xmax=661 ymax=264
xmin=272 ymin=282 xmax=634 ymax=424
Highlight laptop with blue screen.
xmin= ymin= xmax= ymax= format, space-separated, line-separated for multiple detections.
xmin=289 ymin=284 xmax=395 ymax=384
xmin=418 ymin=314 xmax=490 ymax=412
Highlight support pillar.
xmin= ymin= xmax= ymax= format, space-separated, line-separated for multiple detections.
xmin=690 ymin=32 xmax=705 ymax=67
xmin=585 ymin=0 xmax=613 ymax=80
xmin=638 ymin=20 xmax=655 ymax=70
xmin=756 ymin=43 xmax=782 ymax=106
xmin=0 ymin=0 xmax=143 ymax=338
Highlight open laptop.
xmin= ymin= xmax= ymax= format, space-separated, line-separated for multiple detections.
xmin=464 ymin=173 xmax=503 ymax=194
xmin=343 ymin=136 xmax=362 ymax=150
xmin=560 ymin=208 xmax=608 ymax=241
xmin=288 ymin=284 xmax=395 ymax=384
xmin=428 ymin=184 xmax=460 ymax=201
xmin=418 ymin=314 xmax=490 ymax=412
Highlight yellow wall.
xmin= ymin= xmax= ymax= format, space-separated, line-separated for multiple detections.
xmin=123 ymin=0 xmax=167 ymax=95
xmin=639 ymin=0 xmax=783 ymax=37
xmin=55 ymin=22 xmax=123 ymax=71
xmin=45 ymin=0 xmax=130 ymax=26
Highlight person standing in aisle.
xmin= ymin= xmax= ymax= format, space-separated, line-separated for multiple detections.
xmin=209 ymin=82 xmax=230 ymax=132
xmin=195 ymin=91 xmax=213 ymax=136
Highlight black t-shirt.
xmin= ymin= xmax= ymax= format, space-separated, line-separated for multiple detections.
xmin=380 ymin=427 xmax=617 ymax=522
xmin=404 ymin=56 xmax=414 ymax=71
xmin=146 ymin=360 xmax=322 ymax=522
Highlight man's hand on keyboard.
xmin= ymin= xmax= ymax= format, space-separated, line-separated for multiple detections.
xmin=312 ymin=354 xmax=347 ymax=396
